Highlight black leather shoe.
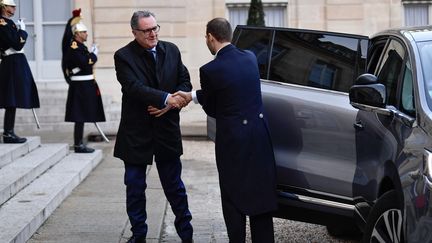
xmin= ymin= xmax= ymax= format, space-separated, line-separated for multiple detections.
xmin=3 ymin=130 xmax=27 ymax=143
xmin=74 ymin=144 xmax=95 ymax=153
xmin=126 ymin=236 xmax=146 ymax=243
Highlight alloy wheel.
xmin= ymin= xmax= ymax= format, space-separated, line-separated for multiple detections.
xmin=370 ymin=209 xmax=403 ymax=243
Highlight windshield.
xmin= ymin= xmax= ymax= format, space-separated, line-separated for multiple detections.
xmin=418 ymin=41 xmax=432 ymax=109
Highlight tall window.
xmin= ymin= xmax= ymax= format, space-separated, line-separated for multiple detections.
xmin=308 ymin=61 xmax=337 ymax=90
xmin=226 ymin=2 xmax=287 ymax=30
xmin=403 ymin=1 xmax=432 ymax=26
xmin=12 ymin=0 xmax=72 ymax=81
xmin=11 ymin=1 xmax=35 ymax=60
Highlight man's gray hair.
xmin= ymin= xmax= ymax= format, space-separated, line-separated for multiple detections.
xmin=130 ymin=10 xmax=155 ymax=29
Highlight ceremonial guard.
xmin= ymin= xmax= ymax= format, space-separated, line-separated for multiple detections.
xmin=0 ymin=0 xmax=39 ymax=143
xmin=62 ymin=14 xmax=105 ymax=153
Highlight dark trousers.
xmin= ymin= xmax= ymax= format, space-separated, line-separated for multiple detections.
xmin=221 ymin=189 xmax=275 ymax=243
xmin=124 ymin=157 xmax=193 ymax=241
xmin=3 ymin=107 xmax=16 ymax=131
xmin=74 ymin=122 xmax=84 ymax=145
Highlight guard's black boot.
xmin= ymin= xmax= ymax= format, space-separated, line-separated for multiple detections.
xmin=3 ymin=130 xmax=27 ymax=143
xmin=74 ymin=143 xmax=95 ymax=153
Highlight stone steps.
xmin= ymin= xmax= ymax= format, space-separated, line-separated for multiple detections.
xmin=38 ymin=95 xmax=115 ymax=106
xmin=0 ymin=137 xmax=41 ymax=169
xmin=12 ymin=110 xmax=121 ymax=123
xmin=0 ymin=82 xmax=121 ymax=135
xmin=0 ymin=143 xmax=68 ymax=205
xmin=0 ymin=137 xmax=103 ymax=243
xmin=12 ymin=102 xmax=121 ymax=116
xmin=8 ymin=121 xmax=119 ymax=136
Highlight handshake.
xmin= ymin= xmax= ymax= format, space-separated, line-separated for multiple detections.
xmin=148 ymin=91 xmax=193 ymax=117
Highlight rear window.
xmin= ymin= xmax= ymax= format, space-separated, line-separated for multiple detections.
xmin=233 ymin=28 xmax=272 ymax=79
xmin=233 ymin=27 xmax=367 ymax=93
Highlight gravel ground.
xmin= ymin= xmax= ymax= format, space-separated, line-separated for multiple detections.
xmin=272 ymin=218 xmax=360 ymax=243
xmin=161 ymin=139 xmax=362 ymax=243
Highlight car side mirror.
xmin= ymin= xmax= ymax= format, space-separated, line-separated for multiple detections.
xmin=355 ymin=73 xmax=378 ymax=85
xmin=349 ymin=74 xmax=386 ymax=108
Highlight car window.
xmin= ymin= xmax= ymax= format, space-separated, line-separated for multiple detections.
xmin=269 ymin=31 xmax=365 ymax=92
xmin=375 ymin=40 xmax=406 ymax=106
xmin=417 ymin=41 xmax=432 ymax=110
xmin=367 ymin=39 xmax=387 ymax=74
xmin=401 ymin=58 xmax=415 ymax=116
xmin=233 ymin=28 xmax=273 ymax=79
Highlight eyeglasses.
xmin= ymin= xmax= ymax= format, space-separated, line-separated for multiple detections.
xmin=134 ymin=25 xmax=160 ymax=35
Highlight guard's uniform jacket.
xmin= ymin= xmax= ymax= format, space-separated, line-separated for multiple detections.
xmin=0 ymin=16 xmax=39 ymax=108
xmin=63 ymin=39 xmax=105 ymax=122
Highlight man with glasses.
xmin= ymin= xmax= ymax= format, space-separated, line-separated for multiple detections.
xmin=113 ymin=10 xmax=193 ymax=243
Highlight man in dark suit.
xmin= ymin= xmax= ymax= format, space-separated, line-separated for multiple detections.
xmin=175 ymin=18 xmax=277 ymax=243
xmin=113 ymin=10 xmax=193 ymax=243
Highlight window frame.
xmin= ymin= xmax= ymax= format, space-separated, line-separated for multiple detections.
xmin=226 ymin=1 xmax=288 ymax=28
xmin=372 ymin=37 xmax=415 ymax=116
xmin=11 ymin=0 xmax=72 ymax=81
xmin=402 ymin=1 xmax=432 ymax=26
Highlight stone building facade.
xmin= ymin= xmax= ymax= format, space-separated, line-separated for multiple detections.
xmin=11 ymin=0 xmax=431 ymax=99
xmin=4 ymin=0 xmax=429 ymax=133
xmin=86 ymin=0 xmax=419 ymax=98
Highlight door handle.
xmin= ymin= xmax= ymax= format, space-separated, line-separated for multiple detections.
xmin=353 ymin=120 xmax=364 ymax=130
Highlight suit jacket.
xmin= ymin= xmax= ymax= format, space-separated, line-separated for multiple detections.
xmin=0 ymin=16 xmax=39 ymax=109
xmin=114 ymin=40 xmax=192 ymax=165
xmin=196 ymin=44 xmax=277 ymax=215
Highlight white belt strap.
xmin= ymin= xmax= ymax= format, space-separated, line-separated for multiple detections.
xmin=3 ymin=48 xmax=24 ymax=56
xmin=70 ymin=74 xmax=94 ymax=81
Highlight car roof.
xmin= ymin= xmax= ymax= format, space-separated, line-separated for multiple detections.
xmin=234 ymin=25 xmax=368 ymax=39
xmin=234 ymin=24 xmax=432 ymax=42
xmin=373 ymin=25 xmax=432 ymax=42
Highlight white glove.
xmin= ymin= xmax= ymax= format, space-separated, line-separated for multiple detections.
xmin=17 ymin=19 xmax=26 ymax=31
xmin=91 ymin=43 xmax=99 ymax=56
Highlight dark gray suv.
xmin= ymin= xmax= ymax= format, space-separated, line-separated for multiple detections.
xmin=208 ymin=25 xmax=432 ymax=242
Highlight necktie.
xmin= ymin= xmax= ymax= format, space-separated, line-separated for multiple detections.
xmin=148 ymin=49 xmax=156 ymax=61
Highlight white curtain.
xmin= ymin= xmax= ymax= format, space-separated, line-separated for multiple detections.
xmin=265 ymin=7 xmax=285 ymax=27
xmin=229 ymin=7 xmax=249 ymax=30
xmin=228 ymin=5 xmax=287 ymax=30
xmin=404 ymin=4 xmax=429 ymax=26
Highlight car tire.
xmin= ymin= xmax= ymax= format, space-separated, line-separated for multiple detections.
xmin=362 ymin=190 xmax=403 ymax=243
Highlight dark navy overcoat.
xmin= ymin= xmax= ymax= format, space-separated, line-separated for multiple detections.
xmin=0 ymin=16 xmax=39 ymax=108
xmin=113 ymin=40 xmax=192 ymax=165
xmin=63 ymin=39 xmax=105 ymax=122
xmin=196 ymin=44 xmax=278 ymax=215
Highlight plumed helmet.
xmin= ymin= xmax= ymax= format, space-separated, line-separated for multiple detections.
xmin=72 ymin=21 xmax=88 ymax=33
xmin=72 ymin=8 xmax=81 ymax=18
xmin=70 ymin=8 xmax=82 ymax=27
xmin=62 ymin=9 xmax=83 ymax=55
xmin=1 ymin=0 xmax=17 ymax=7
